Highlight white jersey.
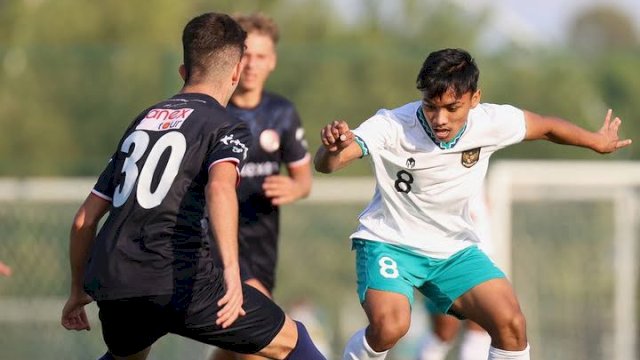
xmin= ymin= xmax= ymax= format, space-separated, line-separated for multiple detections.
xmin=469 ymin=188 xmax=493 ymax=256
xmin=351 ymin=101 xmax=525 ymax=258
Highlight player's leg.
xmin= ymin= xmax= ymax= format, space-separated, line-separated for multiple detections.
xmin=458 ymin=321 xmax=491 ymax=360
xmin=208 ymin=349 xmax=236 ymax=360
xmin=244 ymin=278 xmax=271 ymax=297
xmin=343 ymin=290 xmax=411 ymax=360
xmin=98 ymin=348 xmax=151 ymax=360
xmin=95 ymin=296 xmax=171 ymax=360
xmin=367 ymin=289 xmax=412 ymax=349
xmin=343 ymin=239 xmax=420 ymax=360
xmin=260 ymin=315 xmax=326 ymax=359
xmin=416 ymin=312 xmax=460 ymax=360
xmin=210 ymin=278 xmax=273 ymax=360
xmin=181 ymin=283 xmax=325 ymax=360
xmin=449 ymin=278 xmax=529 ymax=359
xmin=432 ymin=313 xmax=462 ymax=343
xmin=209 ymin=256 xmax=275 ymax=360
xmin=420 ymin=245 xmax=528 ymax=359
xmin=97 ymin=352 xmax=115 ymax=360
xmin=209 ymin=235 xmax=277 ymax=360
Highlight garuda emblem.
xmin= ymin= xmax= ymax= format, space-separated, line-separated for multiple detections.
xmin=461 ymin=148 xmax=481 ymax=168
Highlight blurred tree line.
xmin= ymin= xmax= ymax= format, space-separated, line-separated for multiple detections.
xmin=0 ymin=0 xmax=638 ymax=176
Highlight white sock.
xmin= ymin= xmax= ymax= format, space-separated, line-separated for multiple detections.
xmin=459 ymin=330 xmax=491 ymax=360
xmin=343 ymin=328 xmax=388 ymax=360
xmin=488 ymin=344 xmax=530 ymax=360
xmin=416 ymin=332 xmax=452 ymax=360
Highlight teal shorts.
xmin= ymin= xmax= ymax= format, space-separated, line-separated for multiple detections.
xmin=352 ymin=238 xmax=505 ymax=315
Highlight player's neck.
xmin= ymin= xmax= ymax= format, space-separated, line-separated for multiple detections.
xmin=230 ymin=88 xmax=263 ymax=109
xmin=180 ymin=84 xmax=231 ymax=107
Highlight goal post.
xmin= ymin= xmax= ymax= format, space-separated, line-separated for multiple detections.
xmin=488 ymin=160 xmax=639 ymax=360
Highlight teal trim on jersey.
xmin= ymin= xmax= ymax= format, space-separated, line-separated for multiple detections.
xmin=416 ymin=107 xmax=466 ymax=150
xmin=354 ymin=135 xmax=369 ymax=157
xmin=352 ymin=239 xmax=505 ymax=315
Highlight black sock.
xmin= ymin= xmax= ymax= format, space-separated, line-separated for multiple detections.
xmin=97 ymin=351 xmax=115 ymax=360
xmin=285 ymin=321 xmax=326 ymax=360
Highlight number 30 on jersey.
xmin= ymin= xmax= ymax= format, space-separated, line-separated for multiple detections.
xmin=113 ymin=131 xmax=186 ymax=209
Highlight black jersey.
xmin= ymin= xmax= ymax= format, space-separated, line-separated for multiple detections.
xmin=226 ymin=91 xmax=309 ymax=290
xmin=85 ymin=93 xmax=251 ymax=301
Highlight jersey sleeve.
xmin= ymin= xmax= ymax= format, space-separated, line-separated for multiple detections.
xmin=206 ymin=122 xmax=252 ymax=171
xmin=352 ymin=111 xmax=396 ymax=156
xmin=484 ymin=104 xmax=526 ymax=149
xmin=280 ymin=106 xmax=310 ymax=165
xmin=92 ymin=154 xmax=118 ymax=201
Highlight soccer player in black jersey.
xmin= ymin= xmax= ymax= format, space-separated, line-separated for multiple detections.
xmin=209 ymin=12 xmax=313 ymax=360
xmin=60 ymin=12 xmax=324 ymax=360
xmin=224 ymin=12 xmax=312 ymax=297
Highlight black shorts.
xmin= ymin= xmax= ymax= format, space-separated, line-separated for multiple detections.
xmin=238 ymin=235 xmax=278 ymax=292
xmin=209 ymin=231 xmax=278 ymax=292
xmin=239 ymin=250 xmax=276 ymax=292
xmin=96 ymin=284 xmax=285 ymax=357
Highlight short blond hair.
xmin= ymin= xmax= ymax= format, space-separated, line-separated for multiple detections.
xmin=233 ymin=12 xmax=280 ymax=44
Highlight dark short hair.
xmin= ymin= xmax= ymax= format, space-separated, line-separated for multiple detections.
xmin=182 ymin=12 xmax=247 ymax=83
xmin=233 ymin=12 xmax=280 ymax=44
xmin=416 ymin=48 xmax=479 ymax=100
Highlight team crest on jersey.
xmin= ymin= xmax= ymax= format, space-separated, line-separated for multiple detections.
xmin=136 ymin=108 xmax=194 ymax=131
xmin=259 ymin=129 xmax=280 ymax=153
xmin=406 ymin=158 xmax=415 ymax=169
xmin=461 ymin=148 xmax=481 ymax=168
xmin=295 ymin=128 xmax=308 ymax=149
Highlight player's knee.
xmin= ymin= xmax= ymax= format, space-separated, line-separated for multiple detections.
xmin=433 ymin=326 xmax=458 ymax=343
xmin=508 ymin=311 xmax=527 ymax=341
xmin=432 ymin=316 xmax=461 ymax=342
xmin=368 ymin=314 xmax=410 ymax=349
xmin=490 ymin=310 xmax=527 ymax=348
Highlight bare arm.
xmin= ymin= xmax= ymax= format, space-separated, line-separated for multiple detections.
xmin=263 ymin=159 xmax=312 ymax=206
xmin=524 ymin=109 xmax=632 ymax=153
xmin=314 ymin=120 xmax=364 ymax=173
xmin=61 ymin=193 xmax=110 ymax=331
xmin=206 ymin=161 xmax=246 ymax=328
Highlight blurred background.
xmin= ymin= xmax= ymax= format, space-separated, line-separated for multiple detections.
xmin=0 ymin=0 xmax=638 ymax=359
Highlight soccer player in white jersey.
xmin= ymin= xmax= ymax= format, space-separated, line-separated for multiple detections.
xmin=417 ymin=189 xmax=493 ymax=360
xmin=314 ymin=48 xmax=631 ymax=360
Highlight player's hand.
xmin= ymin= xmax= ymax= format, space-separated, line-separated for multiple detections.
xmin=320 ymin=120 xmax=354 ymax=152
xmin=217 ymin=266 xmax=246 ymax=328
xmin=596 ymin=109 xmax=632 ymax=153
xmin=61 ymin=291 xmax=93 ymax=331
xmin=0 ymin=261 xmax=11 ymax=277
xmin=263 ymin=175 xmax=302 ymax=205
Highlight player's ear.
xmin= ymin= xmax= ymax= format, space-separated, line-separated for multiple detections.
xmin=470 ymin=89 xmax=481 ymax=108
xmin=178 ymin=64 xmax=187 ymax=82
xmin=231 ymin=60 xmax=243 ymax=86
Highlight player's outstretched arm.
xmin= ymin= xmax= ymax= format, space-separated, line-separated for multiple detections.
xmin=206 ymin=161 xmax=246 ymax=328
xmin=61 ymin=193 xmax=110 ymax=331
xmin=524 ymin=109 xmax=632 ymax=153
xmin=314 ymin=120 xmax=363 ymax=173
